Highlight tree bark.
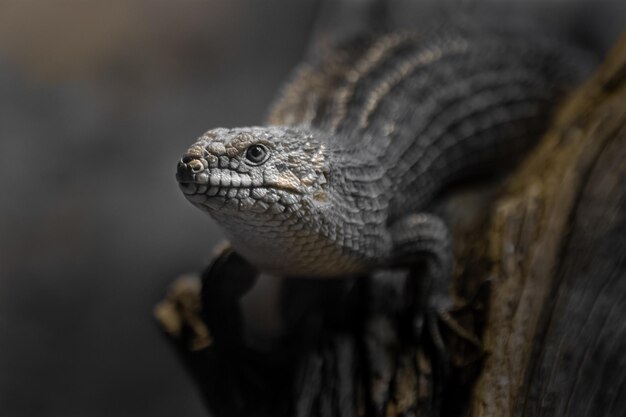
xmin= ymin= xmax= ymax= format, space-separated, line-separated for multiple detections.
xmin=468 ymin=32 xmax=626 ymax=417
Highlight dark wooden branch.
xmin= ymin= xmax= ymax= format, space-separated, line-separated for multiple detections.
xmin=155 ymin=32 xmax=626 ymax=417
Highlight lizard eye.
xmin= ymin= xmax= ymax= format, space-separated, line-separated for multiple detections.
xmin=244 ymin=144 xmax=269 ymax=165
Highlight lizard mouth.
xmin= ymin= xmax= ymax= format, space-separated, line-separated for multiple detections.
xmin=177 ymin=166 xmax=304 ymax=215
xmin=177 ymin=179 xmax=299 ymax=200
xmin=176 ymin=170 xmax=255 ymax=198
xmin=176 ymin=161 xmax=301 ymax=200
xmin=176 ymin=158 xmax=257 ymax=193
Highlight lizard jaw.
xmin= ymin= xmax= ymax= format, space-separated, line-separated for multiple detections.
xmin=176 ymin=161 xmax=305 ymax=218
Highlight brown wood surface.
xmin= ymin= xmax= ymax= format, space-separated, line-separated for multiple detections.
xmin=469 ymin=32 xmax=626 ymax=417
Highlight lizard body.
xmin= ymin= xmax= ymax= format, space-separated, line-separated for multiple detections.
xmin=176 ymin=24 xmax=588 ymax=286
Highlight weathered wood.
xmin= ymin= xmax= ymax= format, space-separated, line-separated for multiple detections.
xmin=469 ymin=31 xmax=626 ymax=417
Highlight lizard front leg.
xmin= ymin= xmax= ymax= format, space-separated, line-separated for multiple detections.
xmin=387 ymin=212 xmax=482 ymax=353
xmin=388 ymin=213 xmax=453 ymax=314
xmin=384 ymin=212 xmax=455 ymax=408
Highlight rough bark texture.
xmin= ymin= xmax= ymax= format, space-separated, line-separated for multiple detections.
xmin=155 ymin=32 xmax=626 ymax=417
xmin=469 ymin=31 xmax=626 ymax=417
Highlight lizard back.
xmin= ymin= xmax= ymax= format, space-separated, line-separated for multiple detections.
xmin=268 ymin=23 xmax=591 ymax=213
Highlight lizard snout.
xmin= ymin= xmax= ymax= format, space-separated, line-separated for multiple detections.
xmin=176 ymin=157 xmax=206 ymax=184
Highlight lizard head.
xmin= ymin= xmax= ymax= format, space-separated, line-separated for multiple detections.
xmin=176 ymin=126 xmax=338 ymax=275
xmin=177 ymin=126 xmax=330 ymax=211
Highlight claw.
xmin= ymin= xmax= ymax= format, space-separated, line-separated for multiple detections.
xmin=437 ymin=310 xmax=483 ymax=350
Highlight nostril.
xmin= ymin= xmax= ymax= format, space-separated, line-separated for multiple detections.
xmin=182 ymin=156 xmax=194 ymax=164
xmin=189 ymin=159 xmax=204 ymax=173
xmin=176 ymin=161 xmax=194 ymax=182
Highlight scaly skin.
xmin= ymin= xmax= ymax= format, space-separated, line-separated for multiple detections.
xmin=176 ymin=25 xmax=589 ymax=282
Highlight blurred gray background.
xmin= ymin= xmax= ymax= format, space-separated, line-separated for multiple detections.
xmin=0 ymin=1 xmax=623 ymax=416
